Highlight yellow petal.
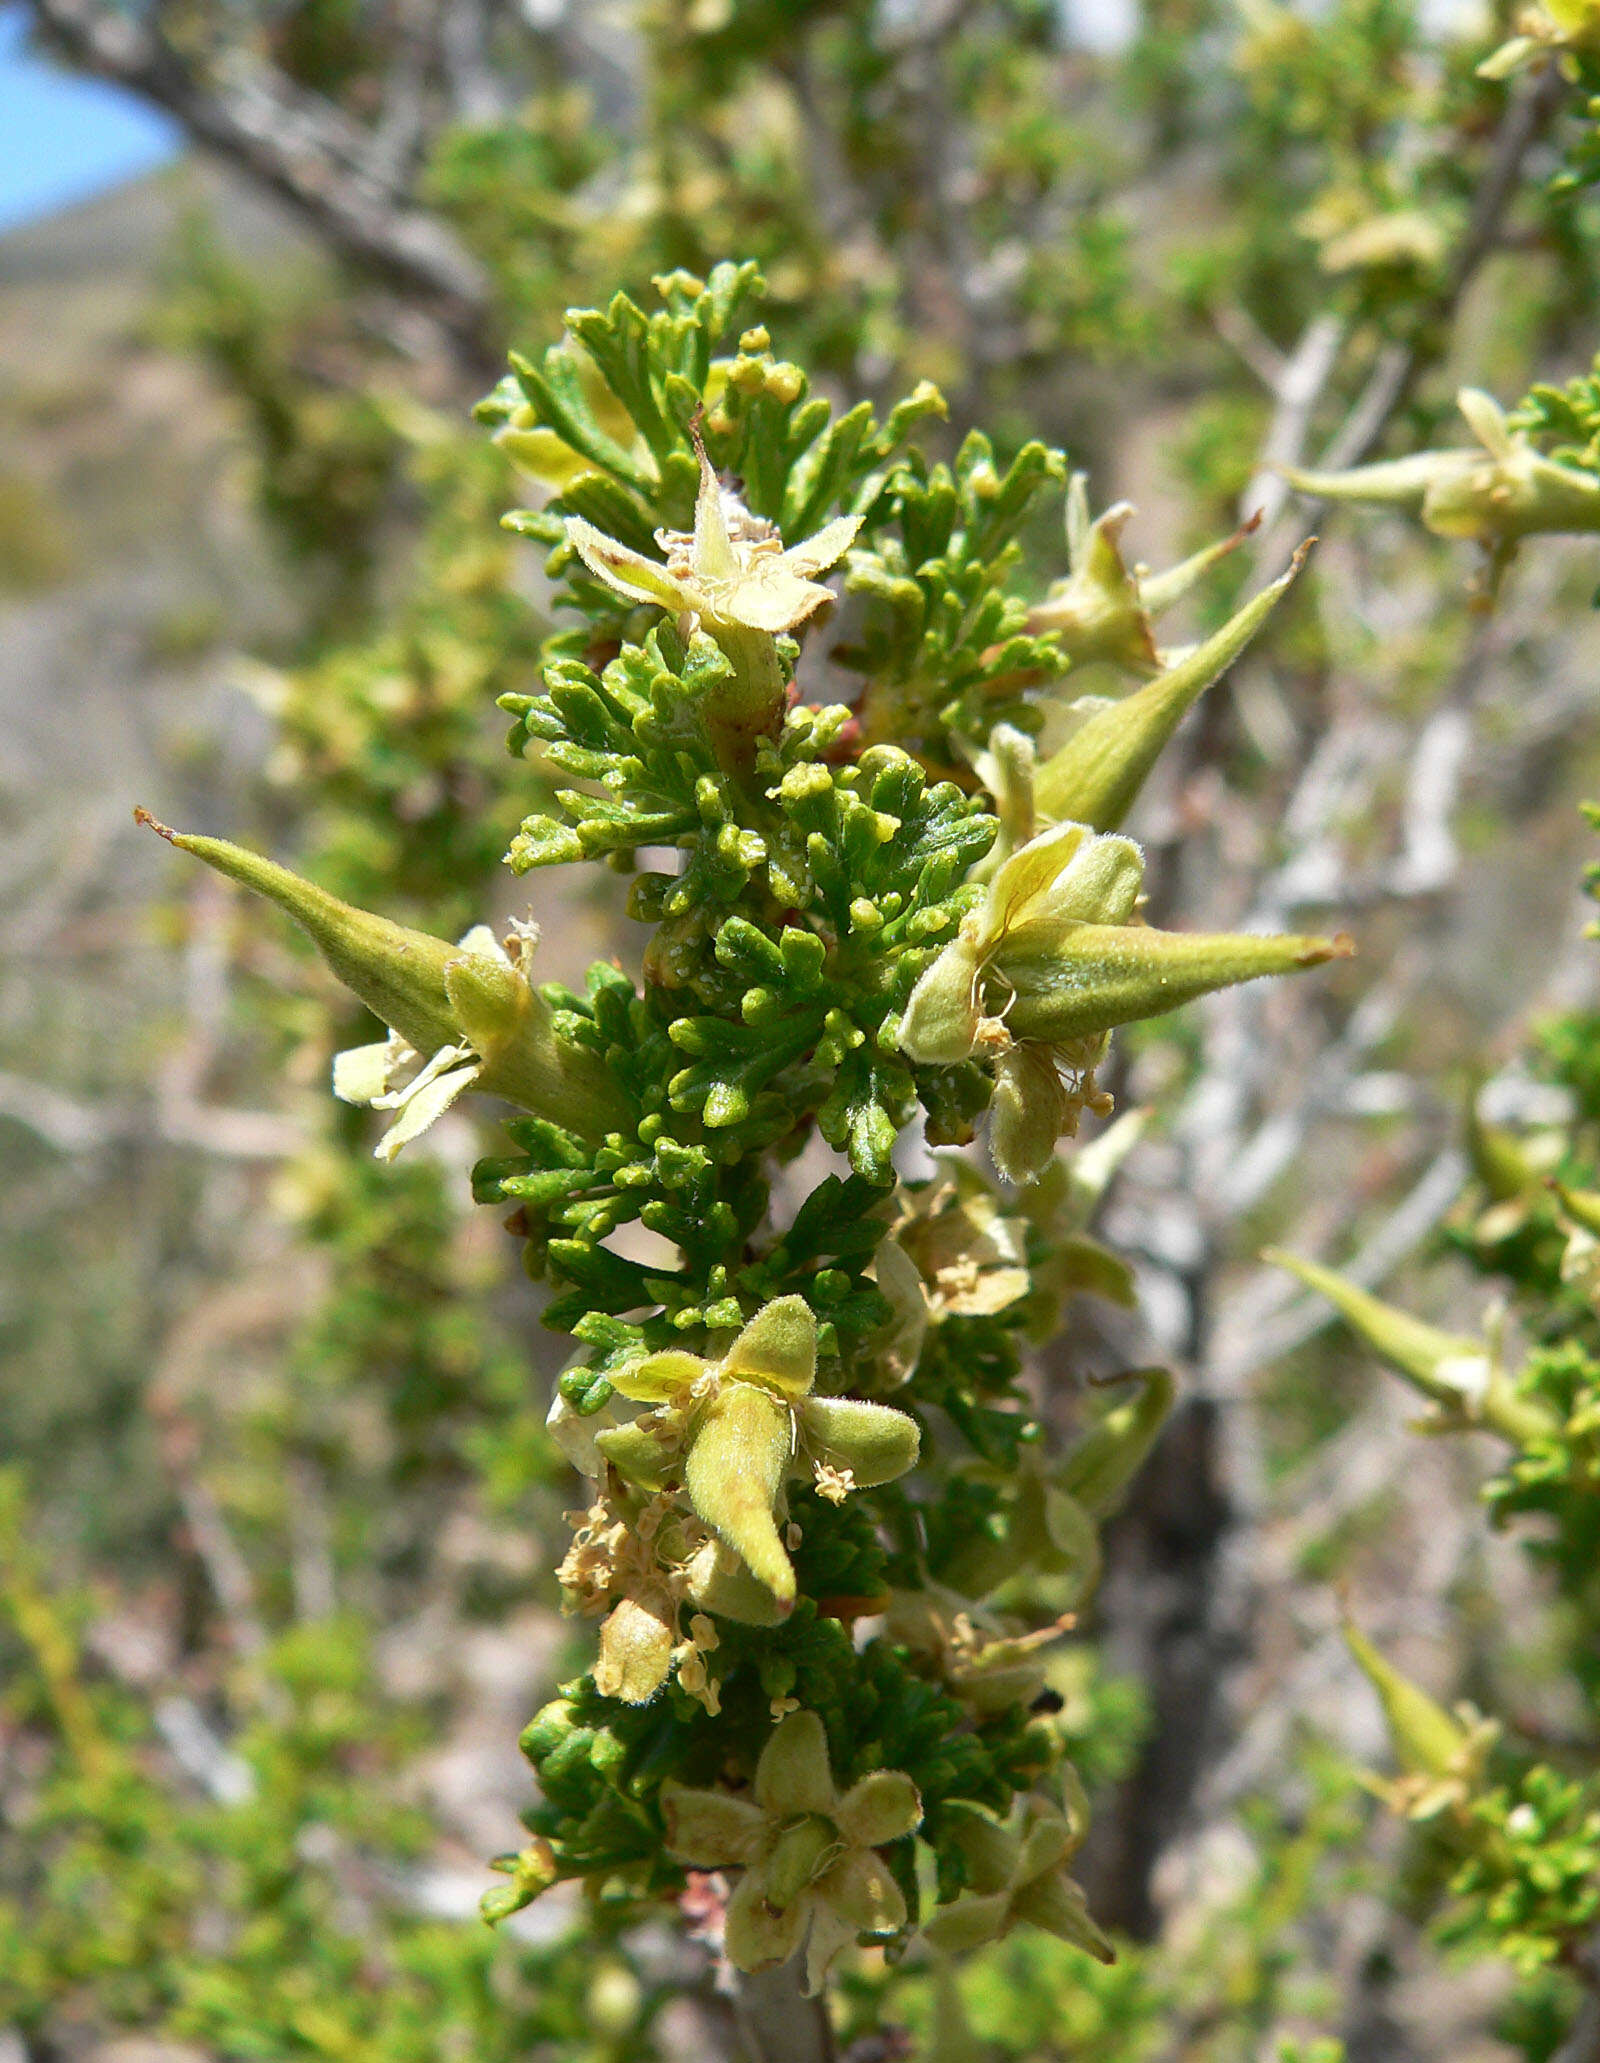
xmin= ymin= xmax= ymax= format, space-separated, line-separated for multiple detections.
xmin=818 ymin=1849 xmax=907 ymax=1934
xmin=593 ymin=1595 xmax=675 ymax=1704
xmin=660 ymin=1780 xmax=768 ymax=1867
xmin=611 ymin=1350 xmax=709 ymax=1404
xmin=724 ymin=1869 xmax=808 ymax=1973
xmin=781 ymin=512 xmax=863 ymax=580
xmin=374 ymin=1060 xmax=479 ymax=1161
xmin=565 ymin=516 xmax=690 ymax=613
xmin=722 ymin=1296 xmax=817 ymax=1397
xmin=729 ymin=565 xmax=838 ymax=633
xmin=754 ymin=1710 xmax=836 ymax=1818
xmin=834 ymin=1769 xmax=922 ymax=1848
xmin=332 ymin=1040 xmax=402 ymax=1106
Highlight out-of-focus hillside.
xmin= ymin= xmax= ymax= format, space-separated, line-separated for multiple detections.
xmin=0 ymin=163 xmax=313 ymax=1552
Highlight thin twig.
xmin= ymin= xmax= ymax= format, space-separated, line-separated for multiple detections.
xmin=1255 ymin=64 xmax=1566 ymax=577
xmin=1237 ymin=311 xmax=1347 ymax=531
xmin=21 ymin=0 xmax=492 ymax=355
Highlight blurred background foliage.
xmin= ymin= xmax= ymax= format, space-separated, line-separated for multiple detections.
xmin=6 ymin=0 xmax=1600 ymax=2056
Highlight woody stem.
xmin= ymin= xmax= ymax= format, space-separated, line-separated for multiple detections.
xmin=732 ymin=1960 xmax=836 ymax=2063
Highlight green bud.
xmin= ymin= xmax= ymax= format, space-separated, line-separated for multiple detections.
xmin=754 ymin=1709 xmax=836 ymax=1816
xmin=660 ymin=1780 xmax=766 ymax=1869
xmin=480 ymin=1836 xmax=559 ymax=1925
xmin=519 ymin=1698 xmax=578 ymax=1763
xmin=1033 ymin=544 xmax=1309 ymax=832
xmin=921 ymin=1887 xmax=1014 ymax=1953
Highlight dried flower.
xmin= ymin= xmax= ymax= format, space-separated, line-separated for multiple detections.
xmin=564 ymin=438 xmax=860 ymax=757
xmin=566 ymin=441 xmax=861 ymax=638
xmin=1027 ymin=473 xmax=1256 ymax=678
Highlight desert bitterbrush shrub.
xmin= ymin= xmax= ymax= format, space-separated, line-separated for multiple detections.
xmin=143 ymin=260 xmax=1349 ymax=2004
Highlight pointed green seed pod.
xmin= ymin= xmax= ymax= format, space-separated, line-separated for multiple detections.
xmin=1004 ymin=922 xmax=1350 ymax=1047
xmin=684 ymin=1382 xmax=796 ymax=1608
xmin=1264 ymin=1248 xmax=1555 ymax=1446
xmin=1033 ymin=543 xmax=1310 ymax=832
xmin=1056 ymin=1367 xmax=1176 ymax=1517
xmin=1466 ymin=1085 xmax=1542 ymax=1205
xmin=140 ymin=812 xmax=464 ymax=1058
xmin=1282 ymin=391 xmax=1600 ymax=557
xmin=1342 ymin=1619 xmax=1477 ymax=1783
xmin=1553 ymin=1182 xmax=1600 ymax=1239
xmin=138 ymin=813 xmax=625 ymax=1142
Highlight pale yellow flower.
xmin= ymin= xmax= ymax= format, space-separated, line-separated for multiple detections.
xmin=662 ymin=1710 xmax=921 ymax=1992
